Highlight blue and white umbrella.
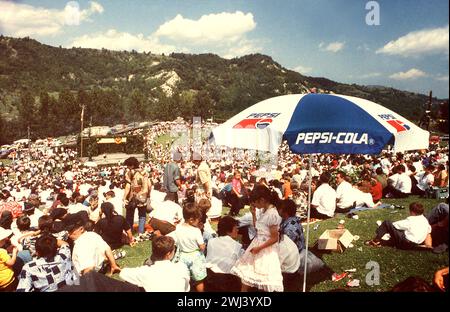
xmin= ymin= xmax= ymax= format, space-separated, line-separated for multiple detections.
xmin=211 ymin=93 xmax=429 ymax=155
xmin=210 ymin=93 xmax=429 ymax=292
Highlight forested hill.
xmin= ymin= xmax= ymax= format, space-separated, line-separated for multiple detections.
xmin=0 ymin=36 xmax=441 ymax=143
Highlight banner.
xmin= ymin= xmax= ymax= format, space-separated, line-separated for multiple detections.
xmin=97 ymin=137 xmax=127 ymax=144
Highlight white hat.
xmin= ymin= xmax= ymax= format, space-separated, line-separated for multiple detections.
xmin=0 ymin=227 xmax=13 ymax=241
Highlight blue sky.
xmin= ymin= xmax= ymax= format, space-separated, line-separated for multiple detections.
xmin=1 ymin=0 xmax=448 ymax=97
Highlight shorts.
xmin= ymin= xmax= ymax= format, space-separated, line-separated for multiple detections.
xmin=179 ymin=251 xmax=207 ymax=282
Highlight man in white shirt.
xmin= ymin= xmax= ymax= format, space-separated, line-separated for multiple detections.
xmin=366 ymin=202 xmax=431 ymax=249
xmin=310 ymin=172 xmax=336 ymax=219
xmin=148 ymin=193 xmax=183 ymax=235
xmin=415 ymin=165 xmax=435 ymax=197
xmin=335 ymin=172 xmax=356 ymax=213
xmin=385 ymin=165 xmax=411 ymax=198
xmin=205 ymin=216 xmax=243 ymax=292
xmin=66 ymin=218 xmax=120 ymax=276
xmin=119 ymin=236 xmax=190 ymax=292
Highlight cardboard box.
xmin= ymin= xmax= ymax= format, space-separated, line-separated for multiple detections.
xmin=317 ymin=229 xmax=354 ymax=253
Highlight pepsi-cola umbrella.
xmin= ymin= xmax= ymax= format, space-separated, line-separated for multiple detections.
xmin=211 ymin=93 xmax=429 ymax=154
xmin=210 ymin=93 xmax=429 ymax=291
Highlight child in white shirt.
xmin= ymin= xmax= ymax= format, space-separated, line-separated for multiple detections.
xmin=366 ymin=202 xmax=431 ymax=249
xmin=169 ymin=202 xmax=206 ymax=292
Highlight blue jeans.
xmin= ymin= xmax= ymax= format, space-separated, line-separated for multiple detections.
xmin=17 ymin=250 xmax=32 ymax=264
xmin=125 ymin=200 xmax=147 ymax=234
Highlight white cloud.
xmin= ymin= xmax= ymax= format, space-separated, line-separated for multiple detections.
xmin=222 ymin=39 xmax=262 ymax=59
xmin=436 ymin=75 xmax=449 ymax=81
xmin=154 ymin=11 xmax=256 ymax=44
xmin=319 ymin=41 xmax=345 ymax=53
xmin=376 ymin=25 xmax=449 ymax=57
xmin=389 ymin=68 xmax=428 ymax=80
xmin=0 ymin=1 xmax=104 ymax=37
xmin=69 ymin=29 xmax=177 ymax=54
xmin=293 ymin=65 xmax=312 ymax=74
xmin=360 ymin=72 xmax=382 ymax=79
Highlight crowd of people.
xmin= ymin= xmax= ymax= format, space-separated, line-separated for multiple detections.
xmin=0 ymin=120 xmax=449 ymax=292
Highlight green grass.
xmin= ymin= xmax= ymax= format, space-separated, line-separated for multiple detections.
xmin=307 ymin=196 xmax=448 ymax=292
xmin=113 ymin=196 xmax=449 ymax=291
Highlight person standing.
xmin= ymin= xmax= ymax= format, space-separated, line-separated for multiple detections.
xmin=123 ymin=157 xmax=149 ymax=234
xmin=230 ymin=185 xmax=283 ymax=292
xmin=163 ymin=155 xmax=182 ymax=204
xmin=193 ymin=152 xmax=212 ymax=202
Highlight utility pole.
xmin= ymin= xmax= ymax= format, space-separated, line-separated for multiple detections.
xmin=88 ymin=116 xmax=92 ymax=161
xmin=426 ymin=90 xmax=432 ymax=131
xmin=80 ymin=104 xmax=85 ymax=159
xmin=27 ymin=125 xmax=31 ymax=161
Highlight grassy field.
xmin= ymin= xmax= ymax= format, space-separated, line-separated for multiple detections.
xmin=114 ymin=195 xmax=448 ymax=292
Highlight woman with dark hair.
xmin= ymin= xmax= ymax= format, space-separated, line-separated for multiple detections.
xmin=0 ymin=211 xmax=13 ymax=230
xmin=95 ymin=202 xmax=134 ymax=250
xmin=230 ymin=185 xmax=283 ymax=292
xmin=278 ymin=199 xmax=305 ymax=253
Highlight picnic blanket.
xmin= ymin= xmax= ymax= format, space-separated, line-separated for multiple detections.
xmin=348 ymin=203 xmax=395 ymax=214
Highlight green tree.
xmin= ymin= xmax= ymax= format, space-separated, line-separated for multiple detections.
xmin=17 ymin=92 xmax=36 ymax=136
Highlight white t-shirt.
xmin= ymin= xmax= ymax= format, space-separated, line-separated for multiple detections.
xmin=393 ymin=215 xmax=431 ymax=244
xmin=150 ymin=200 xmax=183 ymax=225
xmin=169 ymin=224 xmax=204 ymax=253
xmin=11 ymin=209 xmax=45 ymax=231
xmin=416 ymin=172 xmax=434 ymax=191
xmin=395 ymin=173 xmax=412 ymax=194
xmin=207 ymin=196 xmax=223 ymax=219
xmin=311 ymin=183 xmax=336 ymax=217
xmin=336 ymin=180 xmax=355 ymax=209
xmin=72 ymin=231 xmax=109 ymax=274
xmin=68 ymin=203 xmax=89 ymax=215
xmin=120 ymin=261 xmax=190 ymax=292
xmin=278 ymin=235 xmax=301 ymax=274
xmin=150 ymin=189 xmax=167 ymax=205
xmin=206 ymin=236 xmax=244 ymax=274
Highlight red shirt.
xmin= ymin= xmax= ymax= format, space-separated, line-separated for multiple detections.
xmin=371 ymin=181 xmax=383 ymax=202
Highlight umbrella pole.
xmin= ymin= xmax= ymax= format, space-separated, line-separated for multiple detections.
xmin=302 ymin=154 xmax=313 ymax=292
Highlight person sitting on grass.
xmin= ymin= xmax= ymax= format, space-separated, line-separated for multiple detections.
xmin=148 ymin=192 xmax=183 ymax=236
xmin=426 ymin=201 xmax=448 ymax=253
xmin=94 ymin=202 xmax=135 ymax=250
xmin=365 ymin=202 xmax=431 ymax=249
xmin=0 ymin=227 xmax=21 ymax=292
xmin=119 ymin=235 xmax=190 ymax=292
xmin=66 ymin=216 xmax=120 ymax=277
xmin=16 ymin=233 xmax=76 ymax=292
xmin=309 ymin=171 xmax=336 ymax=220
xmin=205 ymin=216 xmax=243 ymax=292
xmin=277 ymin=199 xmax=305 ymax=253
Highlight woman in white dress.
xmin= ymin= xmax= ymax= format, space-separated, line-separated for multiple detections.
xmin=230 ymin=185 xmax=283 ymax=292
